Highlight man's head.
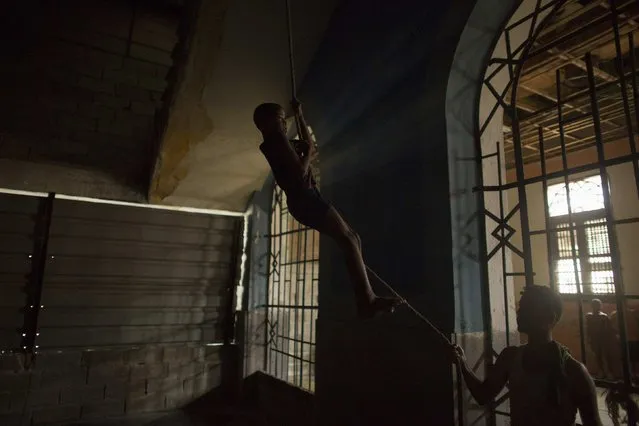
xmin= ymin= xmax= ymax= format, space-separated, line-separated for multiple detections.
xmin=517 ymin=285 xmax=563 ymax=335
xmin=253 ymin=103 xmax=287 ymax=135
xmin=591 ymin=298 xmax=602 ymax=313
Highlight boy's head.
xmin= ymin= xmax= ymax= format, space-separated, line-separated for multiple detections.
xmin=517 ymin=285 xmax=563 ymax=335
xmin=591 ymin=298 xmax=602 ymax=313
xmin=253 ymin=103 xmax=287 ymax=135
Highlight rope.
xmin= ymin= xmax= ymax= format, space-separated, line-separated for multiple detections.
xmin=365 ymin=265 xmax=451 ymax=345
xmin=285 ymin=0 xmax=296 ymax=99
xmin=284 ymin=0 xmax=302 ymax=136
xmin=281 ymin=0 xmax=449 ymax=348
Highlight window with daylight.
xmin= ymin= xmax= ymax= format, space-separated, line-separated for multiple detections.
xmin=547 ymin=175 xmax=614 ymax=294
xmin=265 ymin=126 xmax=319 ymax=391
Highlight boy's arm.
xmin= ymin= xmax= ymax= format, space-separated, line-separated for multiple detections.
xmin=292 ymin=99 xmax=313 ymax=144
xmin=268 ymin=128 xmax=307 ymax=176
xmin=292 ymin=99 xmax=313 ymax=173
xmin=451 ymin=345 xmax=516 ymax=406
xmin=568 ymin=358 xmax=602 ymax=426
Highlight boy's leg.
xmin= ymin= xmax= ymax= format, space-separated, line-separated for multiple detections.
xmin=314 ymin=205 xmax=401 ymax=317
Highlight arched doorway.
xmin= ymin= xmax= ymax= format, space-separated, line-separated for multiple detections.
xmin=476 ymin=0 xmax=639 ymax=424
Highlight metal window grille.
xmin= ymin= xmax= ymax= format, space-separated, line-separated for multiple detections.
xmin=548 ymin=176 xmax=615 ymax=294
xmin=551 ymin=215 xmax=614 ymax=294
xmin=547 ymin=175 xmax=606 ymax=217
xmin=265 ymin=126 xmax=320 ymax=391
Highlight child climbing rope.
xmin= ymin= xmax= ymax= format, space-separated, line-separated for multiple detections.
xmin=253 ymin=99 xmax=403 ymax=318
xmin=450 ymin=285 xmax=602 ymax=426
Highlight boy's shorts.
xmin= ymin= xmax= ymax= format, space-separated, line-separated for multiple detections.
xmin=286 ymin=187 xmax=331 ymax=229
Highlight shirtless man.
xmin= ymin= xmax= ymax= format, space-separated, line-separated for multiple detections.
xmin=586 ymin=299 xmax=613 ymax=377
xmin=451 ymin=285 xmax=602 ymax=426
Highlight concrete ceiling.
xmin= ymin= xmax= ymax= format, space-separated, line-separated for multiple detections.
xmin=150 ymin=0 xmax=341 ymax=211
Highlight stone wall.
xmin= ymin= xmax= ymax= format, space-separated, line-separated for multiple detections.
xmin=0 ymin=0 xmax=181 ymax=198
xmin=0 ymin=346 xmax=221 ymax=426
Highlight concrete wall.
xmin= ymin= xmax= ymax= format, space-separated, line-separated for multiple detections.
xmin=0 ymin=192 xmax=239 ymax=425
xmin=0 ymin=160 xmax=145 ymax=203
xmin=446 ymin=0 xmax=527 ymax=423
xmin=295 ymin=0 xmax=485 ymax=424
xmin=0 ymin=0 xmax=179 ymax=199
xmin=240 ymin=178 xmax=273 ymax=381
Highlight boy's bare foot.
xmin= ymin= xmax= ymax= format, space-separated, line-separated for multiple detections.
xmin=358 ymin=296 xmax=404 ymax=319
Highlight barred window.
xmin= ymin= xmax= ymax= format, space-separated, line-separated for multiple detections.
xmin=547 ymin=175 xmax=605 ymax=217
xmin=547 ymin=176 xmax=614 ymax=294
xmin=265 ymin=126 xmax=319 ymax=391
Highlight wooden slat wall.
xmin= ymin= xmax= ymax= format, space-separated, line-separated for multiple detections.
xmin=0 ymin=193 xmax=41 ymax=349
xmin=37 ymin=198 xmax=239 ymax=349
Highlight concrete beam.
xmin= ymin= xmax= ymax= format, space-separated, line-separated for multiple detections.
xmin=149 ymin=0 xmax=231 ymax=204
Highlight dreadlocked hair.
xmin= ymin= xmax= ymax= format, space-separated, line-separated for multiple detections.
xmin=604 ymin=382 xmax=639 ymax=426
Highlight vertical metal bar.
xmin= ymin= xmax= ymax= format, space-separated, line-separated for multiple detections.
xmin=223 ymin=219 xmax=242 ymax=346
xmin=539 ymin=127 xmax=557 ymax=293
xmin=268 ymin=190 xmax=276 ymax=375
xmin=455 ymin=346 xmax=465 ymax=426
xmin=277 ymin=191 xmax=284 ymax=378
xmin=556 ymin=69 xmax=587 ymax=364
xmin=496 ymin=142 xmax=510 ymax=348
xmin=628 ymin=32 xmax=639 ymax=198
xmin=309 ymin=226 xmax=316 ymax=388
xmin=472 ymin=138 xmax=497 ymax=426
xmin=286 ymin=210 xmax=294 ymax=383
xmin=279 ymin=195 xmax=288 ymax=379
xmin=299 ymin=226 xmax=308 ymax=387
xmin=263 ymin=194 xmax=273 ymax=372
xmin=20 ymin=193 xmax=54 ymax=360
xmin=221 ymin=217 xmax=243 ymax=396
xmin=277 ymin=189 xmax=285 ymax=378
xmin=293 ymin=220 xmax=301 ymax=386
xmin=505 ymin=28 xmax=535 ymax=288
xmin=610 ymin=0 xmax=639 ymax=199
xmin=585 ymin=52 xmax=635 ymax=425
xmin=266 ymin=193 xmax=274 ymax=374
xmin=473 ymin=146 xmax=496 ymax=426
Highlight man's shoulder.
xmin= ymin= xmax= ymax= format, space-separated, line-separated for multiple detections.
xmin=565 ymin=355 xmax=587 ymax=374
xmin=490 ymin=346 xmax=520 ymax=376
xmin=497 ymin=346 xmax=520 ymax=363
xmin=564 ymin=356 xmax=596 ymax=398
xmin=501 ymin=345 xmax=521 ymax=354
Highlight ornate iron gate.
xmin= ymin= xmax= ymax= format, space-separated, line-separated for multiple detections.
xmin=477 ymin=0 xmax=639 ymax=424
